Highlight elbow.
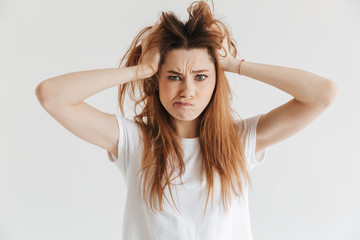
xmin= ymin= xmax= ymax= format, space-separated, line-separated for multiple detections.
xmin=35 ymin=80 xmax=52 ymax=109
xmin=319 ymin=79 xmax=338 ymax=106
xmin=35 ymin=82 xmax=45 ymax=104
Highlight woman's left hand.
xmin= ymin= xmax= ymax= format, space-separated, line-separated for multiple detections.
xmin=217 ymin=34 xmax=234 ymax=71
xmin=211 ymin=24 xmax=239 ymax=73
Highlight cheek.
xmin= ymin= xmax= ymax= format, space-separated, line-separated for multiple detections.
xmin=201 ymin=81 xmax=216 ymax=98
xmin=159 ymin=81 xmax=177 ymax=102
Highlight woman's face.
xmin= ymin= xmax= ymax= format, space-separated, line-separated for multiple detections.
xmin=158 ymin=48 xmax=216 ymax=128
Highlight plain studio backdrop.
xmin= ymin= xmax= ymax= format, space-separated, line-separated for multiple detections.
xmin=0 ymin=0 xmax=359 ymax=239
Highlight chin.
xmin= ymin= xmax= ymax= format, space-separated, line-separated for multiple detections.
xmin=171 ymin=114 xmax=200 ymax=122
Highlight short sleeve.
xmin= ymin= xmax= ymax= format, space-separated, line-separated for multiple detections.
xmin=239 ymin=114 xmax=268 ymax=171
xmin=107 ymin=114 xmax=141 ymax=179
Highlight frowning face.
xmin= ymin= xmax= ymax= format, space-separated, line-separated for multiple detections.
xmin=158 ymin=48 xmax=216 ymax=137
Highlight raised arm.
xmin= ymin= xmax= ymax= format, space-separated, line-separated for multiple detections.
xmin=35 ymin=66 xmax=155 ymax=159
xmin=215 ymin=26 xmax=337 ymax=153
xmin=35 ymin=25 xmax=160 ymax=159
xmin=224 ymin=57 xmax=338 ymax=153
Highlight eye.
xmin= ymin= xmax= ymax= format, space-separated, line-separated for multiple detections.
xmin=168 ymin=75 xmax=181 ymax=81
xmin=195 ymin=74 xmax=207 ymax=81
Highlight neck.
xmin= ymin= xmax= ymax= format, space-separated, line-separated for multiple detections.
xmin=172 ymin=118 xmax=200 ymax=138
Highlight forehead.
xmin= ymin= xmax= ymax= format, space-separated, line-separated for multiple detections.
xmin=161 ymin=48 xmax=215 ymax=70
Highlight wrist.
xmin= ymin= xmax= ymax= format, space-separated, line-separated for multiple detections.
xmin=137 ymin=64 xmax=157 ymax=79
xmin=238 ymin=59 xmax=245 ymax=75
xmin=225 ymin=58 xmax=242 ymax=74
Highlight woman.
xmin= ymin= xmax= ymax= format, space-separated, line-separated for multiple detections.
xmin=35 ymin=1 xmax=337 ymax=239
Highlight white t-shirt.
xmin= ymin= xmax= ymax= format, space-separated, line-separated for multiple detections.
xmin=107 ymin=114 xmax=268 ymax=240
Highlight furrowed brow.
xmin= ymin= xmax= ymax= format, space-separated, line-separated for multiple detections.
xmin=192 ymin=69 xmax=210 ymax=73
xmin=166 ymin=69 xmax=210 ymax=75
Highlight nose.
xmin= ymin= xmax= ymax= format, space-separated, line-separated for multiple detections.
xmin=179 ymin=77 xmax=195 ymax=99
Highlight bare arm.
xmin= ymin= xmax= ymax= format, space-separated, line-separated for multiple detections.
xmin=36 ymin=66 xmax=154 ymax=107
xmin=35 ymin=65 xmax=155 ymax=160
xmin=217 ymin=28 xmax=337 ymax=152
xmin=227 ymin=60 xmax=337 ymax=106
xmin=35 ymin=24 xmax=160 ymax=160
xmin=226 ymin=59 xmax=338 ymax=153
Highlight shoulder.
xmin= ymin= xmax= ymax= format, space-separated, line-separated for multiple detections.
xmin=113 ymin=114 xmax=141 ymax=134
xmin=235 ymin=114 xmax=268 ymax=170
xmin=108 ymin=114 xmax=143 ymax=160
xmin=235 ymin=114 xmax=263 ymax=138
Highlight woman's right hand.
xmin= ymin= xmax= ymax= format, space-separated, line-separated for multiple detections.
xmin=138 ymin=23 xmax=161 ymax=75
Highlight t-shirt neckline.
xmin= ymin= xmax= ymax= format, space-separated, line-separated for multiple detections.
xmin=175 ymin=135 xmax=200 ymax=144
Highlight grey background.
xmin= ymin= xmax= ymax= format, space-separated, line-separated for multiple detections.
xmin=1 ymin=0 xmax=359 ymax=239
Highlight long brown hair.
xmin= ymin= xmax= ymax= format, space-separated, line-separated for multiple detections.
xmin=116 ymin=0 xmax=252 ymax=216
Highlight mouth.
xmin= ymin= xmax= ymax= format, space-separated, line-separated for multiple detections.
xmin=174 ymin=102 xmax=192 ymax=107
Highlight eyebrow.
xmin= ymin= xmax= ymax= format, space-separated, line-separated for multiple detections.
xmin=166 ymin=69 xmax=210 ymax=75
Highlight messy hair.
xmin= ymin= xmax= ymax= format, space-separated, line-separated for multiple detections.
xmin=116 ymin=0 xmax=251 ymax=216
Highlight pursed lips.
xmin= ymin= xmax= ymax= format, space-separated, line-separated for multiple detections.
xmin=174 ymin=101 xmax=192 ymax=106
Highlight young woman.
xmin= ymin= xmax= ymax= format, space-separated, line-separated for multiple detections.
xmin=35 ymin=1 xmax=337 ymax=239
